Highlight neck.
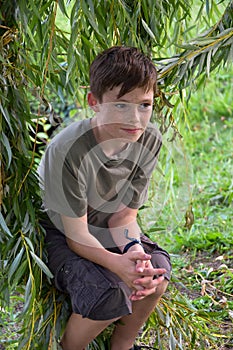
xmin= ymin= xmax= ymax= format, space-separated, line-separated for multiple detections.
xmin=91 ymin=117 xmax=128 ymax=157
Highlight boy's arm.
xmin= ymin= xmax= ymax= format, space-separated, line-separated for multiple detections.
xmin=61 ymin=213 xmax=158 ymax=296
xmin=62 ymin=213 xmax=166 ymax=298
xmin=61 ymin=213 xmax=146 ymax=274
xmin=108 ymin=204 xmax=143 ymax=252
xmin=108 ymin=205 xmax=167 ymax=300
xmin=108 ymin=204 xmax=147 ymax=275
xmin=61 ymin=214 xmax=115 ymax=267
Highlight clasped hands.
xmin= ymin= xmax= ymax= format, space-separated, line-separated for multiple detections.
xmin=117 ymin=248 xmax=166 ymax=301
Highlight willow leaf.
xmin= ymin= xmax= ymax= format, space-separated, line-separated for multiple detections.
xmin=216 ymin=27 xmax=233 ymax=37
xmin=141 ymin=0 xmax=149 ymax=22
xmin=197 ymin=51 xmax=207 ymax=77
xmin=1 ymin=131 xmax=12 ymax=169
xmin=24 ymin=275 xmax=32 ymax=312
xmin=24 ymin=236 xmax=35 ymax=253
xmin=177 ymin=43 xmax=199 ymax=50
xmin=81 ymin=34 xmax=94 ymax=49
xmin=87 ymin=0 xmax=95 ymax=15
xmin=228 ymin=41 xmax=233 ymax=63
xmin=212 ymin=41 xmax=222 ymax=56
xmin=190 ymin=37 xmax=216 ymax=45
xmin=81 ymin=0 xmax=103 ymax=37
xmin=166 ymin=311 xmax=171 ymax=328
xmin=0 ymin=211 xmax=12 ymax=237
xmin=169 ymin=327 xmax=177 ymax=350
xmin=30 ymin=250 xmax=54 ymax=278
xmin=0 ymin=104 xmax=14 ymax=135
xmin=18 ymin=10 xmax=37 ymax=47
xmin=206 ymin=0 xmax=210 ymax=16
xmin=8 ymin=247 xmax=25 ymax=282
xmin=206 ymin=48 xmax=212 ymax=76
xmin=222 ymin=36 xmax=233 ymax=47
xmin=13 ymin=259 xmax=28 ymax=286
xmin=141 ymin=18 xmax=156 ymax=40
xmin=58 ymin=0 xmax=69 ymax=17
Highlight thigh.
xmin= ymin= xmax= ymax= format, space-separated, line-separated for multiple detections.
xmin=56 ymin=257 xmax=132 ymax=320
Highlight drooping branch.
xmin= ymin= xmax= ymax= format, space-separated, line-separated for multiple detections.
xmin=156 ymin=0 xmax=233 ymax=90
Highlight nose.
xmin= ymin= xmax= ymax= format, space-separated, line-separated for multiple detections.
xmin=126 ymin=104 xmax=141 ymax=124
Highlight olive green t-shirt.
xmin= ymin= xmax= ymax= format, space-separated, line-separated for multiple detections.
xmin=38 ymin=118 xmax=161 ymax=248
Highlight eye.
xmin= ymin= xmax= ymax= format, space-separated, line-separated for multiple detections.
xmin=114 ymin=103 xmax=128 ymax=109
xmin=139 ymin=103 xmax=152 ymax=110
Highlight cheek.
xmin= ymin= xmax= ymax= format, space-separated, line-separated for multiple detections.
xmin=140 ymin=114 xmax=151 ymax=126
xmin=102 ymin=110 xmax=124 ymax=125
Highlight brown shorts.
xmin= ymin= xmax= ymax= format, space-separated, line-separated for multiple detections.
xmin=55 ymin=234 xmax=171 ymax=320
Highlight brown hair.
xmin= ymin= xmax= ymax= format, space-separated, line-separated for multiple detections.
xmin=89 ymin=46 xmax=157 ymax=102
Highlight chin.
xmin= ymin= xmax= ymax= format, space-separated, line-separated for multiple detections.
xmin=126 ymin=135 xmax=141 ymax=143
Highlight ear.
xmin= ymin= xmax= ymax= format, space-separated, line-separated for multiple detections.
xmin=87 ymin=92 xmax=100 ymax=112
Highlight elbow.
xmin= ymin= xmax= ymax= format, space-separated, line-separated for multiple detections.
xmin=66 ymin=236 xmax=79 ymax=252
xmin=108 ymin=211 xmax=125 ymax=228
xmin=108 ymin=207 xmax=138 ymax=228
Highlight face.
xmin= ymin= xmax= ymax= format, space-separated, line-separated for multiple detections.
xmin=88 ymin=86 xmax=154 ymax=144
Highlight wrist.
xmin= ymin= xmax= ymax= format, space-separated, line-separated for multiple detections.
xmin=123 ymin=239 xmax=142 ymax=254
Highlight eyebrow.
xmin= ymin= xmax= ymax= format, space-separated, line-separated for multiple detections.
xmin=115 ymin=98 xmax=153 ymax=104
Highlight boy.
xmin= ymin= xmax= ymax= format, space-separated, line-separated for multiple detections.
xmin=39 ymin=46 xmax=171 ymax=350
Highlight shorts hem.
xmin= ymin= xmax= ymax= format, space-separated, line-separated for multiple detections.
xmin=80 ymin=304 xmax=132 ymax=321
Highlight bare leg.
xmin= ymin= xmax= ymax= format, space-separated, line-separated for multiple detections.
xmin=110 ymin=280 xmax=168 ymax=350
xmin=60 ymin=313 xmax=118 ymax=350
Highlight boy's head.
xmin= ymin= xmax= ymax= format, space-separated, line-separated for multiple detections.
xmin=89 ymin=46 xmax=157 ymax=103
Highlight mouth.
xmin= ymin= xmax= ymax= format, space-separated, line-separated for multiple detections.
xmin=121 ymin=127 xmax=143 ymax=134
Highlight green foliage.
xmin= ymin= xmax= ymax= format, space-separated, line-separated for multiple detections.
xmin=143 ymin=68 xmax=233 ymax=349
xmin=156 ymin=2 xmax=233 ymax=90
xmin=0 ymin=0 xmax=233 ymax=349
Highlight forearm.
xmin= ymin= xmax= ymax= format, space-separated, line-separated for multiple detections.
xmin=61 ymin=214 xmax=120 ymax=271
xmin=61 ymin=214 xmax=157 ymax=291
xmin=66 ymin=235 xmax=120 ymax=270
xmin=109 ymin=224 xmax=141 ymax=252
xmin=108 ymin=207 xmax=142 ymax=252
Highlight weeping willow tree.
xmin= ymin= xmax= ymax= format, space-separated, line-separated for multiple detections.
xmin=0 ymin=0 xmax=233 ymax=349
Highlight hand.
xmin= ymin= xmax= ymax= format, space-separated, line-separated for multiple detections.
xmin=130 ymin=260 xmax=167 ymax=301
xmin=110 ymin=250 xmax=153 ymax=291
xmin=127 ymin=244 xmax=167 ymax=299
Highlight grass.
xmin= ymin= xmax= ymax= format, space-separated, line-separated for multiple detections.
xmin=1 ymin=69 xmax=233 ymax=349
xmin=139 ymin=68 xmax=233 ymax=349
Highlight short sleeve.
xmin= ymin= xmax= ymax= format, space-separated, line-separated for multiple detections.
xmin=39 ymin=143 xmax=87 ymax=218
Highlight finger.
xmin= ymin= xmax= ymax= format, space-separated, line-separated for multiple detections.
xmin=130 ymin=288 xmax=147 ymax=300
xmin=142 ymin=268 xmax=167 ymax=277
xmin=132 ymin=284 xmax=145 ymax=291
xmin=129 ymin=251 xmax=151 ymax=261
xmin=135 ymin=259 xmax=146 ymax=273
xmin=130 ymin=294 xmax=145 ymax=301
xmin=130 ymin=288 xmax=145 ymax=299
xmin=133 ymin=276 xmax=154 ymax=288
xmin=133 ymin=272 xmax=166 ymax=286
xmin=134 ymin=275 xmax=164 ymax=289
xmin=131 ymin=287 xmax=156 ymax=300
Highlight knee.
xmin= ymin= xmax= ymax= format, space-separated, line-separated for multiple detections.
xmin=155 ymin=279 xmax=169 ymax=298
